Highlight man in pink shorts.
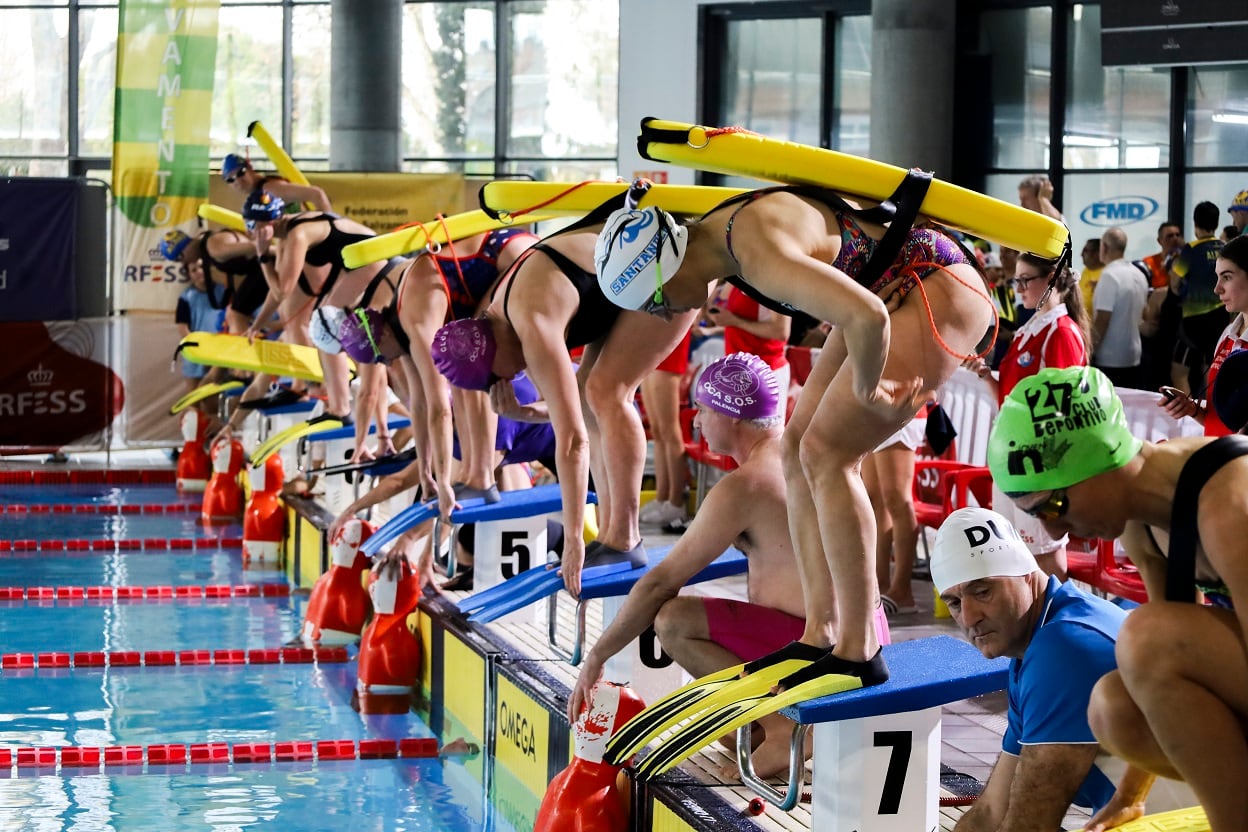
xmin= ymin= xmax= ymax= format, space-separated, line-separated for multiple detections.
xmin=569 ymin=352 xmax=889 ymax=780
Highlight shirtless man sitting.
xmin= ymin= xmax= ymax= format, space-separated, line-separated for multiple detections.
xmin=568 ymin=352 xmax=889 ymax=778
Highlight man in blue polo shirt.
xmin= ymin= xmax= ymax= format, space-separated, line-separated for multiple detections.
xmin=933 ymin=507 xmax=1184 ymax=831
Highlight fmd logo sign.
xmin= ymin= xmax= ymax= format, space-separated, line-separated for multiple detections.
xmin=1080 ymin=196 xmax=1159 ymax=227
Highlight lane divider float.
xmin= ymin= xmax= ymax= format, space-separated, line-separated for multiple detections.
xmin=0 ymin=537 xmax=245 ymax=553
xmin=0 ymin=736 xmax=440 ymax=770
xmin=0 ymin=503 xmax=200 ymax=515
xmin=0 ymin=470 xmax=176 ymax=486
xmin=1 ymin=646 xmax=349 ymax=670
xmin=0 ymin=583 xmax=291 ymax=602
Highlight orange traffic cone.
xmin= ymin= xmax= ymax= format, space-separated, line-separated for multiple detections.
xmin=535 ymin=682 xmax=647 ymax=832
xmin=243 ymin=454 xmax=285 ymax=562
xmin=302 ymin=518 xmax=375 ymax=646
xmin=176 ymin=410 xmax=211 ymax=493
xmin=202 ymin=435 xmax=245 ymax=524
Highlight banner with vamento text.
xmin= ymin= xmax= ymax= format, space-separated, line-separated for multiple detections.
xmin=112 ymin=0 xmax=220 ymax=312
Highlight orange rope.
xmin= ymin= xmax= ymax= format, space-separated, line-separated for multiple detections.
xmin=895 ymin=260 xmax=999 ymax=362
xmin=704 ymin=125 xmax=759 ymax=139
xmin=434 ymin=214 xmax=466 ymax=289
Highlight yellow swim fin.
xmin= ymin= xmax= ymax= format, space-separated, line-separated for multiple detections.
xmin=1111 ymin=806 xmax=1208 ymax=831
xmin=603 ymin=659 xmax=810 ymax=766
xmin=634 ymin=672 xmax=861 ymax=780
xmin=249 ymin=416 xmax=345 ymax=467
xmin=170 ymin=380 xmax=244 ymax=415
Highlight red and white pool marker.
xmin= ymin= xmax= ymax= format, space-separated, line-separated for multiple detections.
xmin=0 ymin=470 xmax=177 ymax=486
xmin=1 ymin=646 xmax=349 ymax=670
xmin=0 ymin=537 xmax=245 ymax=553
xmin=0 ymin=583 xmax=290 ymax=602
xmin=0 ymin=736 xmax=440 ymax=771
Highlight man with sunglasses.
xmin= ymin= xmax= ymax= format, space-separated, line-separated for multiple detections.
xmin=988 ymin=365 xmax=1247 ymax=830
xmin=933 ymin=506 xmax=1189 ymax=831
xmin=221 ymin=153 xmax=331 ymax=213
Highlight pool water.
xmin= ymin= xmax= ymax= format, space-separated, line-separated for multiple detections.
xmin=0 ymin=478 xmax=514 ymax=832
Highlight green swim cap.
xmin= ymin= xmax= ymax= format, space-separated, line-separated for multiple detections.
xmin=988 ymin=366 xmax=1142 ymax=496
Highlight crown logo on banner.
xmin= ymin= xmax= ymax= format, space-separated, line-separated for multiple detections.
xmin=27 ymin=364 xmax=54 ymax=387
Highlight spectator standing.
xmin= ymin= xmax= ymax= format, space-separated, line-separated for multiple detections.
xmin=1140 ymin=222 xmax=1186 ymax=390
xmin=1079 ymin=238 xmax=1105 ymax=315
xmin=1017 ymin=174 xmax=1065 ymax=222
xmin=1169 ymin=201 xmax=1228 ymax=395
xmin=1091 ymin=227 xmax=1149 ymax=389
xmin=1229 ymin=189 xmax=1248 ymax=237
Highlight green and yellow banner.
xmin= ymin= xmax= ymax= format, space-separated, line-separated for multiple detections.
xmin=112 ymin=0 xmax=220 ymax=311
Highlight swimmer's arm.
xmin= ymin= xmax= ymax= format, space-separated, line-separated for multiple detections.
xmin=1083 ymin=766 xmax=1154 ymax=831
xmin=406 ymin=316 xmax=458 ymax=519
xmin=1120 ymin=521 xmax=1169 ymax=602
xmin=957 ymin=744 xmax=1097 ymax=831
xmin=351 ymin=363 xmax=385 ymax=460
xmin=1197 ymin=484 xmax=1248 ymax=638
xmin=208 ymin=236 xmax=262 ymax=263
xmin=515 ymin=312 xmax=589 ymax=588
xmin=328 ymin=459 xmax=424 ymax=539
xmin=584 ymin=475 xmax=749 ymax=669
xmin=268 ymin=181 xmax=331 ymax=213
xmin=493 ymin=232 xmax=538 ymax=276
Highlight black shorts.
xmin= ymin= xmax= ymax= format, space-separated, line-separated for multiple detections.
xmin=229 ymin=271 xmax=269 ymax=316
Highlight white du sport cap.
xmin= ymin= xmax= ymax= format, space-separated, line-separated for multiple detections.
xmin=930 ymin=507 xmax=1039 ymax=594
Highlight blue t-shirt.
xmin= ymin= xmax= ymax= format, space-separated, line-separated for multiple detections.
xmin=176 ymin=283 xmax=227 ymax=378
xmin=1003 ymin=576 xmax=1126 ymax=812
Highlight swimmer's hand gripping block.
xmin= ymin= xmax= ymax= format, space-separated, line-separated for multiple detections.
xmin=176 ymin=333 xmax=326 ymax=383
xmin=637 ymin=118 xmax=1069 ymax=259
xmin=341 ymin=209 xmax=557 ymax=270
xmin=478 ymin=181 xmax=749 ymax=221
xmin=198 ymin=204 xmax=247 ymax=233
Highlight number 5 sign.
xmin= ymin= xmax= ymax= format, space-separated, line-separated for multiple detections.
xmin=473 ymin=515 xmax=549 ymax=626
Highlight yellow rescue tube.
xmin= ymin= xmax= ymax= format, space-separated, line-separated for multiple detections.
xmin=479 ymin=180 xmax=748 ymax=220
xmin=341 ymin=209 xmax=557 ymax=270
xmin=198 ymin=203 xmax=247 ymax=233
xmin=1111 ymin=806 xmax=1208 ymax=831
xmin=177 ymin=332 xmax=329 ymax=383
xmin=247 ymin=120 xmax=311 ymax=187
xmin=638 ymin=118 xmax=1068 ymax=259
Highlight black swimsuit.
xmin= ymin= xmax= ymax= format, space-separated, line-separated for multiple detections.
xmin=501 ymin=242 xmax=621 ymax=350
xmin=200 ymin=231 xmax=267 ymax=314
xmin=286 ymin=214 xmax=374 ymax=300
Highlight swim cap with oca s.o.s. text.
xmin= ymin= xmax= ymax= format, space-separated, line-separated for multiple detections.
xmin=337 ymin=307 xmax=387 ymax=364
xmin=987 ymin=365 xmax=1142 ymax=496
xmin=694 ymin=352 xmax=780 ymax=421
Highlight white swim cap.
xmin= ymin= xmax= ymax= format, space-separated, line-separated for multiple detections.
xmin=931 ymin=507 xmax=1039 ymax=594
xmin=595 ymin=206 xmax=688 ymax=310
xmin=310 ymin=306 xmax=347 ymax=354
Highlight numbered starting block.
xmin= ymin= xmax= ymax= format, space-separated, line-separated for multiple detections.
xmin=298 ymin=417 xmax=413 ymax=519
xmin=363 ymin=484 xmax=592 ymax=626
xmin=754 ymin=636 xmax=1007 ymax=829
xmin=458 ymin=544 xmax=748 ymax=705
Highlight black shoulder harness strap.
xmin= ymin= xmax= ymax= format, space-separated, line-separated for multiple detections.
xmin=197 ymin=231 xmax=229 ymax=310
xmin=1166 ymin=435 xmax=1248 ymax=602
xmin=723 ymin=171 xmax=933 ymax=317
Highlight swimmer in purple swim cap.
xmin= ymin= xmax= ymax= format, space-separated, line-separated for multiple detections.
xmin=693 ymin=351 xmax=781 ymax=422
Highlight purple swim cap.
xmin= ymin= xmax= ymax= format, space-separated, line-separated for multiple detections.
xmin=694 ymin=352 xmax=781 ymax=420
xmin=338 ymin=307 xmax=387 ymax=364
xmin=431 ymin=318 xmax=497 ymax=391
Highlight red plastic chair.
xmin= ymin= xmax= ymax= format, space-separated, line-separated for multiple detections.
xmin=1067 ymin=537 xmax=1148 ymax=604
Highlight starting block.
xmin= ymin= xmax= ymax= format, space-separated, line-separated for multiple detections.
xmin=748 ymin=636 xmax=1007 ymax=827
xmin=362 ymin=484 xmax=593 ymax=625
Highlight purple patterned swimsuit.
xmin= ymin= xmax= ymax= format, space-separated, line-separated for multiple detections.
xmin=830 ymin=212 xmax=969 ymax=296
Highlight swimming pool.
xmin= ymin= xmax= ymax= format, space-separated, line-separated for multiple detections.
xmin=0 ymin=473 xmax=518 ymax=832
